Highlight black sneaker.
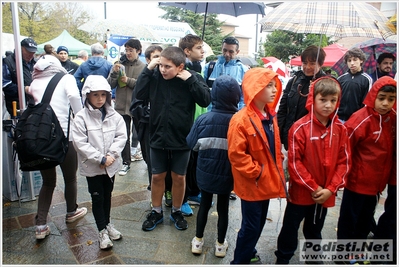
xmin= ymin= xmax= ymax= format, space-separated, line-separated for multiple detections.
xmin=142 ymin=210 xmax=163 ymax=231
xmin=170 ymin=211 xmax=188 ymax=230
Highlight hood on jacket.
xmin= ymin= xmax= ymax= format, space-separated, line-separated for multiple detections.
xmin=81 ymin=75 xmax=112 ymax=106
xmin=305 ymin=76 xmax=342 ymax=146
xmin=34 ymin=55 xmax=62 ymax=71
xmin=363 ymin=76 xmax=397 ymax=110
xmin=87 ymin=56 xmax=108 ymax=70
xmin=242 ymin=68 xmax=282 ymax=112
xmin=211 ymin=75 xmax=241 ymax=112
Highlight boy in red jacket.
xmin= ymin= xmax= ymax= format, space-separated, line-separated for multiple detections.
xmin=336 ymin=76 xmax=396 ymax=259
xmin=275 ymin=77 xmax=350 ymax=264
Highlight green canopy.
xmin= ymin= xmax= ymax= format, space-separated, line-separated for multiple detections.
xmin=37 ymin=30 xmax=91 ymax=56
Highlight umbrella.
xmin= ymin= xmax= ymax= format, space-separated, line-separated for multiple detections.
xmin=239 ymin=56 xmax=259 ymax=67
xmin=261 ymin=56 xmax=291 ymax=79
xmin=78 ymin=19 xmax=160 ymax=41
xmin=290 ymin=43 xmax=348 ymax=67
xmin=259 ymin=2 xmax=395 ymax=40
xmin=331 ymin=38 xmax=397 ymax=77
xmin=158 ymin=2 xmax=266 ymax=39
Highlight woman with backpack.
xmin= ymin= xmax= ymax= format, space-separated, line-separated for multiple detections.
xmin=27 ymin=55 xmax=87 ymax=239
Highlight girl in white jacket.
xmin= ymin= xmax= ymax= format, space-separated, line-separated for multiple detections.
xmin=72 ymin=75 xmax=127 ymax=250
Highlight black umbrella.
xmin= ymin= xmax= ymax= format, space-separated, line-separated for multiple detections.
xmin=158 ymin=2 xmax=266 ymax=39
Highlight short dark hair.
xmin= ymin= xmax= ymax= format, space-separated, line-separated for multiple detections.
xmin=223 ymin=37 xmax=239 ymax=49
xmin=125 ymin=39 xmax=142 ymax=55
xmin=179 ymin=34 xmax=203 ymax=51
xmin=160 ymin=46 xmax=185 ymax=67
xmin=377 ymin=53 xmax=396 ymax=64
xmin=301 ymin=45 xmax=326 ymax=66
xmin=344 ymin=48 xmax=366 ymax=64
xmin=379 ymin=85 xmax=396 ymax=93
xmin=144 ymin=45 xmax=163 ymax=60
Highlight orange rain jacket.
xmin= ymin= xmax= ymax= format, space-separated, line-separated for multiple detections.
xmin=227 ymin=68 xmax=287 ymax=201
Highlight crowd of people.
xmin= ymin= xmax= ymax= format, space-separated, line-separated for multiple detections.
xmin=2 ymin=35 xmax=397 ymax=264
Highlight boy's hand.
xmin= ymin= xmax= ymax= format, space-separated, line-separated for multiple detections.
xmin=311 ymin=186 xmax=323 ymax=198
xmin=112 ymin=64 xmax=121 ymax=73
xmin=147 ymin=58 xmax=160 ymax=70
xmin=176 ymin=69 xmax=192 ymax=81
xmin=312 ymin=188 xmax=333 ymax=204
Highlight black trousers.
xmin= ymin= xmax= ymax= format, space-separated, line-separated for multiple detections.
xmin=337 ymin=188 xmax=378 ymax=240
xmin=86 ymin=175 xmax=115 ymax=231
xmin=275 ymin=202 xmax=327 ymax=264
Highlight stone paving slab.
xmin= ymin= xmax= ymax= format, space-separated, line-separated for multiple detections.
xmin=2 ymin=160 xmax=386 ymax=265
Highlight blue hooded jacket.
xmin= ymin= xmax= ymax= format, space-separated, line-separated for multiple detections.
xmin=186 ymin=75 xmax=241 ymax=194
xmin=74 ymin=56 xmax=113 ymax=92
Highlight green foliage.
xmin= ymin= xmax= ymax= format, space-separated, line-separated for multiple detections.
xmin=261 ymin=30 xmax=333 ymax=63
xmin=159 ymin=6 xmax=225 ymax=55
xmin=2 ymin=2 xmax=97 ymax=45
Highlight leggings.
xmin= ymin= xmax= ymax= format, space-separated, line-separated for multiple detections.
xmin=195 ymin=189 xmax=230 ymax=244
xmin=36 ymin=142 xmax=78 ymax=226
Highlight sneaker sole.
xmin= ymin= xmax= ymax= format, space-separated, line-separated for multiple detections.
xmin=109 ymin=234 xmax=122 ymax=241
xmin=170 ymin=215 xmax=188 ymax=230
xmin=192 ymin=248 xmax=203 ymax=255
xmin=66 ymin=208 xmax=88 ymax=223
xmin=187 ymin=200 xmax=200 ymax=206
xmin=142 ymin=217 xmax=164 ymax=231
xmin=118 ymin=172 xmax=127 ymax=176
xmin=100 ymin=242 xmax=113 ymax=249
xmin=36 ymin=229 xmax=50 ymax=240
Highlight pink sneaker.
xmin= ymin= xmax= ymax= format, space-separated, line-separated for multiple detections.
xmin=65 ymin=207 xmax=87 ymax=223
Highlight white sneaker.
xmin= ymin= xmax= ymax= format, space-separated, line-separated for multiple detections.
xmin=215 ymin=240 xmax=228 ymax=258
xmin=35 ymin=225 xmax=50 ymax=240
xmin=191 ymin=236 xmax=204 ymax=255
xmin=106 ymin=223 xmax=122 ymax=240
xmin=131 ymin=151 xmax=143 ymax=161
xmin=65 ymin=207 xmax=87 ymax=223
xmin=118 ymin=164 xmax=130 ymax=176
xmin=99 ymin=228 xmax=113 ymax=249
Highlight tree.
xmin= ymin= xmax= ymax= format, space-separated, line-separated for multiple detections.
xmin=158 ymin=6 xmax=226 ymax=55
xmin=261 ymin=30 xmax=332 ymax=63
xmin=2 ymin=2 xmax=97 ymax=45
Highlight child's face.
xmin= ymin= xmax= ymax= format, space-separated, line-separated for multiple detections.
xmin=185 ymin=42 xmax=204 ymax=62
xmin=346 ymin=56 xmax=363 ymax=74
xmin=146 ymin=50 xmax=161 ymax=64
xmin=159 ymin=57 xmax=184 ymax=80
xmin=313 ymin=93 xmax=339 ymax=120
xmin=255 ymin=79 xmax=277 ymax=104
xmin=125 ymin=45 xmax=139 ymax=61
xmin=87 ymin=90 xmax=108 ymax=109
xmin=374 ymin=91 xmax=396 ymax=115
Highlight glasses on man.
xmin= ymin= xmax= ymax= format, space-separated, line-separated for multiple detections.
xmin=223 ymin=37 xmax=239 ymax=45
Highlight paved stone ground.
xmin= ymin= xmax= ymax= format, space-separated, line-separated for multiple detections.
xmin=2 ymin=160 xmax=386 ymax=265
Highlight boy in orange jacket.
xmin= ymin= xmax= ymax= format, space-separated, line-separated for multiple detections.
xmin=275 ymin=77 xmax=350 ymax=264
xmin=228 ymin=68 xmax=287 ymax=264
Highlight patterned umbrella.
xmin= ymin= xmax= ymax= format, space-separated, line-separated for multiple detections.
xmin=261 ymin=56 xmax=291 ymax=78
xmin=331 ymin=38 xmax=397 ymax=76
xmin=258 ymin=2 xmax=395 ymax=40
xmin=78 ymin=19 xmax=160 ymax=41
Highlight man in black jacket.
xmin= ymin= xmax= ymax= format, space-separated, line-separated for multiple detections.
xmin=57 ymin=46 xmax=79 ymax=75
xmin=2 ymin=37 xmax=37 ymax=115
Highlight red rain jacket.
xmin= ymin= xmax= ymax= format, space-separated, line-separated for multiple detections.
xmin=344 ymin=76 xmax=397 ymax=195
xmin=288 ymin=77 xmax=351 ymax=208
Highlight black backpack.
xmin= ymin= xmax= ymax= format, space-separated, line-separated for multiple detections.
xmin=15 ymin=72 xmax=70 ymax=171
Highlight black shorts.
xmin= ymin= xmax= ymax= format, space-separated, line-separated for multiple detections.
xmin=150 ymin=148 xmax=190 ymax=176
